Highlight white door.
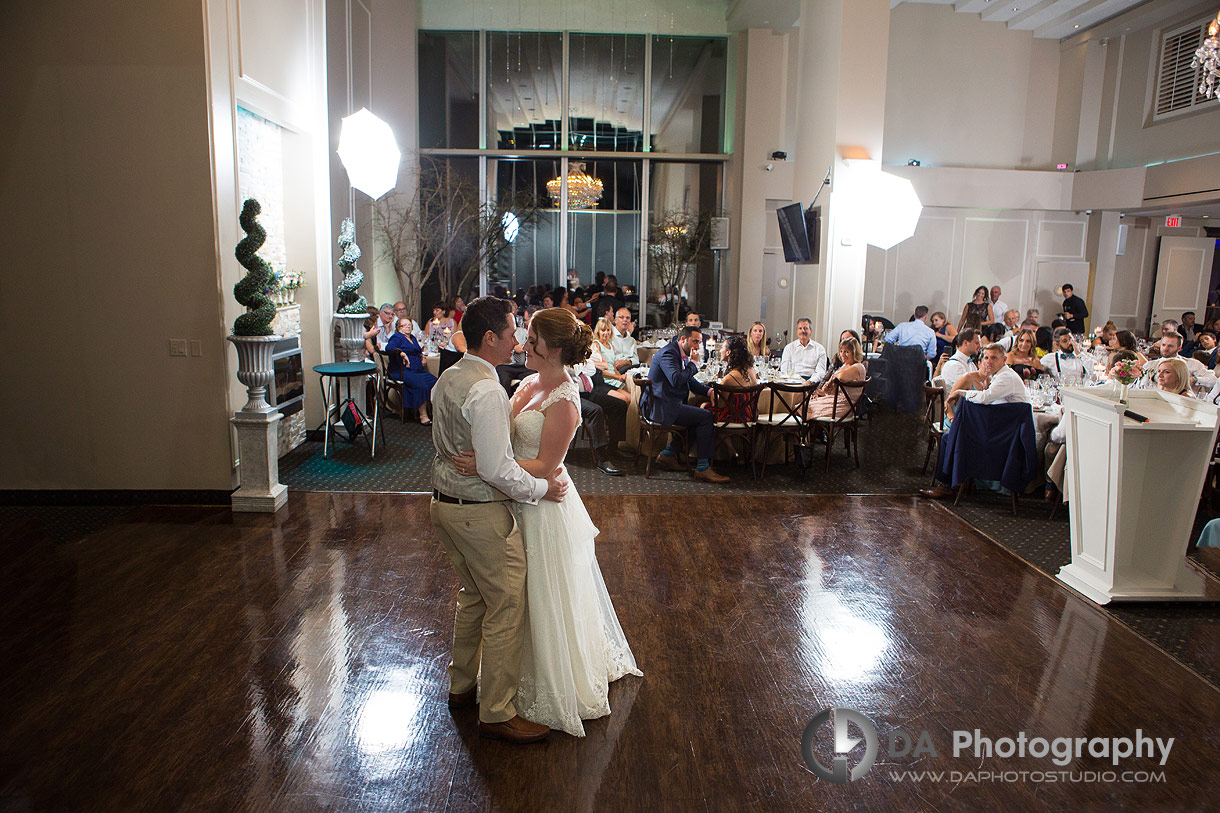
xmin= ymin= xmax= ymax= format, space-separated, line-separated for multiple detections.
xmin=1151 ymin=236 xmax=1216 ymax=334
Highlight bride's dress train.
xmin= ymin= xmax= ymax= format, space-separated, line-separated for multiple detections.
xmin=510 ymin=376 xmax=641 ymax=737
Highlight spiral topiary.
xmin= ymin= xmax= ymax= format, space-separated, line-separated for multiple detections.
xmin=232 ymin=198 xmax=278 ymax=336
xmin=336 ymin=217 xmax=368 ymax=314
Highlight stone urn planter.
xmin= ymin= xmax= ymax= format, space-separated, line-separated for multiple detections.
xmin=334 ymin=312 xmax=368 ymax=363
xmin=227 ymin=334 xmax=281 ymax=412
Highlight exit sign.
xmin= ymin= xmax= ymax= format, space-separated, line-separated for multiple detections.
xmin=1166 ymin=215 xmax=1182 ymax=228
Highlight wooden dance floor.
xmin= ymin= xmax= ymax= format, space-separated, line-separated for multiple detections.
xmin=2 ymin=493 xmax=1219 ymax=809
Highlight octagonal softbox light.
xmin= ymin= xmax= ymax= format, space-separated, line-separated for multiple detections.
xmin=337 ymin=108 xmax=401 ymax=200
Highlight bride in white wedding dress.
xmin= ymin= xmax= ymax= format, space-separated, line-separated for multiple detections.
xmin=453 ymin=307 xmax=640 ymax=737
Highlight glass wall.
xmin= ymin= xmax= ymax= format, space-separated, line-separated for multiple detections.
xmin=567 ymin=34 xmax=645 ymax=151
xmin=650 ymin=36 xmax=727 ymax=154
xmin=647 ymin=161 xmax=722 ymax=326
xmin=486 ymin=31 xmax=563 ymax=150
xmin=420 ymin=29 xmax=729 ymax=321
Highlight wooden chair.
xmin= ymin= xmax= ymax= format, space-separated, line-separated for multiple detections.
xmin=755 ymin=382 xmax=813 ymax=479
xmin=811 ymin=378 xmax=868 ymax=472
xmin=631 ymin=373 xmax=691 ymax=478
xmin=921 ymin=385 xmax=947 ymax=482
xmin=374 ymin=349 xmax=409 ymax=423
xmin=707 ymin=381 xmax=764 ymax=474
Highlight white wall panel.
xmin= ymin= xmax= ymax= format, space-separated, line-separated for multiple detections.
xmin=963 ymin=217 xmax=1029 ymax=306
xmin=1038 ymin=219 xmax=1087 ymax=259
xmin=892 ymin=216 xmax=956 ymax=319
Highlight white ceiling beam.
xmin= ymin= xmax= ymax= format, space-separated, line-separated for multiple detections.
xmin=955 ymin=0 xmax=993 ymax=14
xmin=1033 ymin=0 xmax=1129 ymax=38
xmin=1007 ymin=0 xmax=1082 ymax=30
xmin=981 ymin=2 xmax=1022 ymax=23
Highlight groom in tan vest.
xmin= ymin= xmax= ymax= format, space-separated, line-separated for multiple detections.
xmin=430 ymin=296 xmax=567 ymax=743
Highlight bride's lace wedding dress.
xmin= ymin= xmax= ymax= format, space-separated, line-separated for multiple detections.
xmin=510 ymin=375 xmax=641 ymax=737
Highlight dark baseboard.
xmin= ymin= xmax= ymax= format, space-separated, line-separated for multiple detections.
xmin=0 ymin=490 xmax=234 ymax=507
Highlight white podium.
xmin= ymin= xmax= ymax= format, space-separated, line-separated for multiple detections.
xmin=1057 ymin=388 xmax=1219 ymax=604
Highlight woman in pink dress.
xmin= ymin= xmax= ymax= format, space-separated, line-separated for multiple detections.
xmin=806 ymin=336 xmax=866 ymax=419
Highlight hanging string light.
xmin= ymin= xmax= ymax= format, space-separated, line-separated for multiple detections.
xmin=1194 ymin=9 xmax=1220 ymax=99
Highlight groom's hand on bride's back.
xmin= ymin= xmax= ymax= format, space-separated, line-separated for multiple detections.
xmin=544 ymin=467 xmax=568 ymax=503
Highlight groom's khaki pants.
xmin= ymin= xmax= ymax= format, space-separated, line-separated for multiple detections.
xmin=430 ymin=498 xmax=526 ymax=724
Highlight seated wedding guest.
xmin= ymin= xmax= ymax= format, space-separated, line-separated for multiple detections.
xmin=450 ymin=325 xmax=467 ymax=352
xmin=394 ymin=301 xmax=426 ymax=343
xmin=1196 ymin=330 xmax=1218 ymax=369
xmin=1026 ymin=308 xmax=1041 ymax=325
xmin=958 ymin=286 xmax=994 ymax=331
xmin=829 ymin=329 xmax=862 ymax=375
xmin=1092 ymin=320 xmax=1118 ymax=350
xmin=1043 ymin=327 xmax=1085 ymax=382
xmin=1159 ymin=318 xmax=1180 ymax=339
xmin=385 ymin=317 xmax=437 ymax=424
xmin=806 ymin=337 xmax=866 ymax=419
xmin=496 ymin=305 xmax=534 ymax=393
xmin=1034 ymin=326 xmax=1053 ymax=357
xmin=611 ymin=307 xmax=640 ymax=372
xmin=707 ymin=335 xmax=761 ymax=423
xmin=645 ymin=326 xmax=730 ymax=483
xmin=930 ymin=312 xmax=957 ymax=359
xmin=938 ymin=328 xmax=981 ymax=392
xmin=1155 ymin=357 xmax=1192 ymax=395
xmin=922 ymin=344 xmax=1030 ymax=499
xmin=886 ymin=305 xmax=937 ymax=359
xmin=562 ymin=358 xmax=626 ymax=477
xmin=1114 ymin=330 xmax=1147 ymax=364
xmin=1006 ymin=329 xmax=1042 ymax=381
xmin=589 ymin=318 xmax=631 ymax=403
xmin=541 ymin=292 xmax=555 ymax=309
xmin=364 ymin=302 xmax=397 ymax=358
xmin=779 ymin=318 xmax=829 ymax=381
xmin=746 ymin=321 xmax=771 ymax=358
xmin=1143 ymin=331 xmax=1216 ymax=389
xmin=451 ymin=295 xmax=466 ymax=325
xmin=946 ymin=343 xmax=1030 ymax=409
xmin=427 ymin=301 xmax=456 ymax=343
xmin=1207 ymin=316 xmax=1220 ymax=336
xmin=685 ymin=312 xmax=703 ymax=329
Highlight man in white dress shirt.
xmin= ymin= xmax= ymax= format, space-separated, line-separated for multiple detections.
xmin=430 ymin=296 xmax=568 ymax=744
xmin=1043 ymin=327 xmax=1085 ymax=382
xmin=990 ymin=286 xmax=1010 ymax=326
xmin=779 ymin=318 xmax=829 ymax=382
xmin=938 ymin=328 xmax=981 ymax=392
xmin=946 ymin=343 xmax=1030 ymax=409
xmin=1143 ymin=331 xmax=1216 ymax=390
xmin=611 ymin=307 xmax=640 ymax=372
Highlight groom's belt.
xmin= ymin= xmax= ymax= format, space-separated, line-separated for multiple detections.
xmin=432 ymin=489 xmax=503 ymax=505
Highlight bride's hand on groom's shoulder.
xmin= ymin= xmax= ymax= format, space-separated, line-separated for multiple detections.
xmin=452 ymin=451 xmax=477 ymax=476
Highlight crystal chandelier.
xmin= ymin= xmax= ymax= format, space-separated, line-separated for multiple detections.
xmin=547 ymin=162 xmax=603 ymax=209
xmin=1194 ymin=9 xmax=1220 ymax=100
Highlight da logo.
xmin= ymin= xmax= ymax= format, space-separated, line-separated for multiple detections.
xmin=801 ymin=707 xmax=879 ymax=783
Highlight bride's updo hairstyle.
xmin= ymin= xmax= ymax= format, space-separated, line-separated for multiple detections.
xmin=532 ymin=307 xmax=593 ymax=365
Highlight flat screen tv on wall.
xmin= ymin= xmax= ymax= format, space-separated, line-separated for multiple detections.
xmin=777 ymin=203 xmax=820 ymax=264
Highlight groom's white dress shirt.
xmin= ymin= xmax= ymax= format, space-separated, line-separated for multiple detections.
xmin=463 ymin=354 xmax=547 ymax=504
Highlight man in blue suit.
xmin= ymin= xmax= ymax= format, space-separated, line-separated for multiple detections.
xmin=644 ymin=326 xmax=730 ymax=483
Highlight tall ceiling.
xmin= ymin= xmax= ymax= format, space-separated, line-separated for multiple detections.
xmin=894 ymin=0 xmax=1157 ymax=40
xmin=727 ymin=0 xmax=1206 ymax=40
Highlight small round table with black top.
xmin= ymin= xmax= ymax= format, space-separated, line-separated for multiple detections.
xmin=313 ymin=361 xmax=382 ymax=458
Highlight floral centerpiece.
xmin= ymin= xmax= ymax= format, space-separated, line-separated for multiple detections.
xmin=1109 ymin=356 xmax=1142 ymax=405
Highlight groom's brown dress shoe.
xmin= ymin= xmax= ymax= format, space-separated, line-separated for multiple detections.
xmin=693 ymin=468 xmax=730 ymax=484
xmin=478 ymin=716 xmax=550 ymax=743
xmin=448 ymin=687 xmax=477 ymax=710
